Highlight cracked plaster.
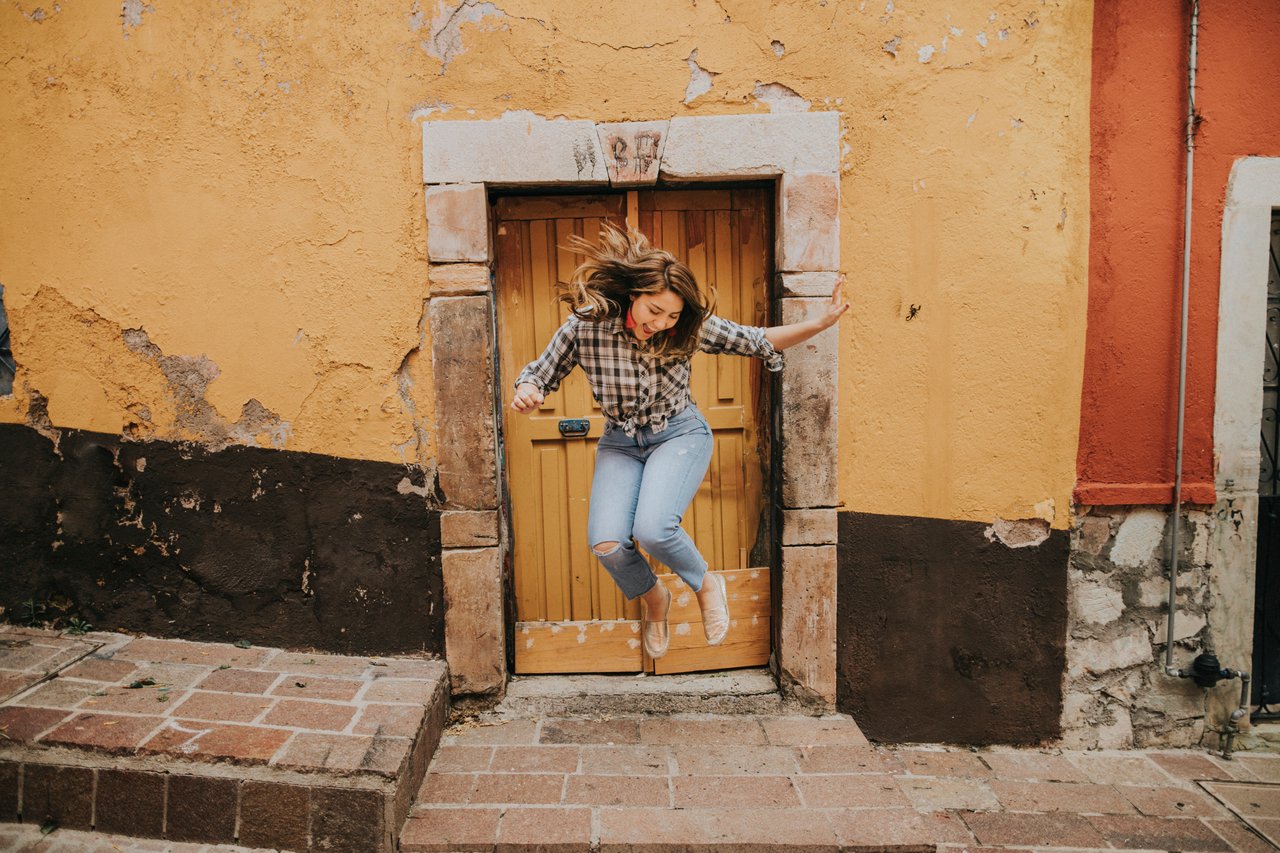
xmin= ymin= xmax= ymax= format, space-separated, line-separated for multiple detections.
xmin=2 ymin=0 xmax=1089 ymax=527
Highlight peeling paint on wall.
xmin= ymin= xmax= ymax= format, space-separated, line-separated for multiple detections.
xmin=684 ymin=48 xmax=716 ymax=104
xmin=423 ymin=0 xmax=510 ymax=74
xmin=121 ymin=0 xmax=152 ymax=37
xmin=751 ymin=81 xmax=810 ymax=113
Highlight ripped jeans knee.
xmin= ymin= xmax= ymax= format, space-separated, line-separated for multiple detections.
xmin=591 ymin=540 xmax=622 ymax=557
xmin=589 ymin=537 xmax=656 ymax=600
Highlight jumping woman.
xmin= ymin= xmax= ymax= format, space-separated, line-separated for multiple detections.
xmin=511 ymin=223 xmax=848 ymax=659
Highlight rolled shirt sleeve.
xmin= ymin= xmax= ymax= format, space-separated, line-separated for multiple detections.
xmin=515 ymin=316 xmax=580 ymax=393
xmin=697 ymin=314 xmax=784 ymax=372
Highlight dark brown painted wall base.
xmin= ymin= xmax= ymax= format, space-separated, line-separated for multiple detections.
xmin=837 ymin=511 xmax=1067 ymax=745
xmin=0 ymin=424 xmax=443 ymax=656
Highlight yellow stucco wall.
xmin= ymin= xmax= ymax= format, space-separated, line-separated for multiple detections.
xmin=0 ymin=0 xmax=1090 ymax=529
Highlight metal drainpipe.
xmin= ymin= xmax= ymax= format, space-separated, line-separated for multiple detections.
xmin=1164 ymin=0 xmax=1200 ymax=676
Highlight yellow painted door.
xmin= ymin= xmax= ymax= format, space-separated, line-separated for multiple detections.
xmin=496 ymin=188 xmax=772 ymax=674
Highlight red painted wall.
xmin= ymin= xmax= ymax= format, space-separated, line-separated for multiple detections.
xmin=1079 ymin=0 xmax=1280 ymax=506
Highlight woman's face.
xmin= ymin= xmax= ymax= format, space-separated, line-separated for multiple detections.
xmin=629 ymin=288 xmax=685 ymax=341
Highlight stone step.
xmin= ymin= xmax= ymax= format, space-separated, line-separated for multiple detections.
xmin=0 ymin=627 xmax=449 ymax=852
xmin=493 ymin=668 xmax=788 ymax=717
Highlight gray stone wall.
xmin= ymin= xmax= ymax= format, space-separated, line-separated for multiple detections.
xmin=1064 ymin=506 xmax=1219 ymax=748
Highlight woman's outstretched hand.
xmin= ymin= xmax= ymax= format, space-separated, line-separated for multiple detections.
xmin=512 ymin=382 xmax=545 ymax=414
xmin=763 ymin=273 xmax=850 ymax=351
xmin=819 ymin=273 xmax=850 ymax=329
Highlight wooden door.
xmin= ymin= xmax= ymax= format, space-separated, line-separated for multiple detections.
xmin=495 ymin=188 xmax=772 ymax=674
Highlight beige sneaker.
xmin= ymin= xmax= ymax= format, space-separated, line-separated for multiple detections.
xmin=642 ymin=582 xmax=671 ymax=659
xmin=700 ymin=572 xmax=730 ymax=646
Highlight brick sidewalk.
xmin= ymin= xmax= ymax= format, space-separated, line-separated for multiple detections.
xmin=4 ymin=626 xmax=1278 ymax=851
xmin=402 ymin=714 xmax=1280 ymax=851
xmin=1 ymin=626 xmax=448 ymax=851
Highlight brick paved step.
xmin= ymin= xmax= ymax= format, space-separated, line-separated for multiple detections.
xmin=399 ymin=711 xmax=1279 ymax=852
xmin=0 ymin=627 xmax=449 ymax=852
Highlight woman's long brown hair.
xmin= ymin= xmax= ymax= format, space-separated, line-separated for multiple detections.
xmin=558 ymin=221 xmax=715 ymax=359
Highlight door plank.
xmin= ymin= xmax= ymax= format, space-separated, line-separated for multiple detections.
xmin=516 ymin=620 xmax=643 ymax=673
xmin=654 ymin=567 xmax=771 ymax=674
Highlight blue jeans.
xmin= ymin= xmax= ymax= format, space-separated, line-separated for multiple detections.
xmin=588 ymin=405 xmax=715 ymax=600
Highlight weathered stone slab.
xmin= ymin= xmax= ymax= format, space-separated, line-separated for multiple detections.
xmin=430 ymin=296 xmax=498 ymax=510
xmin=778 ymin=271 xmax=839 ymax=298
xmin=441 ymin=510 xmax=500 ymax=548
xmin=442 ymin=547 xmax=506 ymax=695
xmin=661 ymin=112 xmax=839 ymax=178
xmin=780 ymin=545 xmax=836 ymax=706
xmin=779 ymin=298 xmax=838 ymax=508
xmin=426 ymin=184 xmax=489 ymax=262
xmin=778 ymin=172 xmax=840 ymax=272
xmin=423 ymin=115 xmax=608 ymax=185
xmin=596 ymin=120 xmax=668 ymax=186
xmin=782 ymin=508 xmax=837 ymax=546
xmin=429 ymin=263 xmax=491 ymax=295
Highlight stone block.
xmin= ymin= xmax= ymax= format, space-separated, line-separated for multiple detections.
xmin=1154 ymin=610 xmax=1207 ymax=643
xmin=782 ymin=508 xmax=837 ymax=545
xmin=240 ymin=781 xmax=311 ymax=852
xmin=779 ymin=298 xmax=838 ymax=508
xmin=0 ymin=762 xmax=16 ymax=822
xmin=166 ymin=774 xmax=237 ymax=842
xmin=21 ymin=763 xmax=93 ymax=829
xmin=426 ymin=184 xmax=490 ymax=262
xmin=1078 ymin=514 xmax=1114 ymax=556
xmin=429 ymin=263 xmax=491 ymax=295
xmin=442 ymin=547 xmax=506 ymax=695
xmin=779 ymin=545 xmax=836 ymax=705
xmin=423 ymin=115 xmax=608 ymax=185
xmin=430 ymin=296 xmax=498 ymax=510
xmin=95 ymin=768 xmax=165 ymax=838
xmin=778 ymin=172 xmax=840 ymax=272
xmin=777 ymin=271 xmax=839 ymax=298
xmin=441 ymin=510 xmax=500 ymax=548
xmin=661 ymin=112 xmax=840 ymax=178
xmin=1070 ymin=572 xmax=1124 ymax=625
xmin=596 ymin=120 xmax=668 ymax=186
xmin=1111 ymin=509 xmax=1167 ymax=567
xmin=1067 ymin=631 xmax=1153 ymax=678
xmin=311 ymin=786 xmax=388 ymax=853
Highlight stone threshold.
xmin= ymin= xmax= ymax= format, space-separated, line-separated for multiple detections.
xmin=0 ymin=627 xmax=450 ymax=852
xmin=494 ymin=668 xmax=788 ymax=717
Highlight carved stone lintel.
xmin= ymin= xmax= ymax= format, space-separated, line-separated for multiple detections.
xmin=596 ymin=121 xmax=669 ymax=186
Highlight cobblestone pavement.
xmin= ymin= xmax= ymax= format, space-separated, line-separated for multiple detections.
xmin=401 ymin=713 xmax=1280 ymax=851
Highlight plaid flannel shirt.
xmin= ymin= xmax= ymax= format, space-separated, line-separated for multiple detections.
xmin=514 ymin=312 xmax=783 ymax=436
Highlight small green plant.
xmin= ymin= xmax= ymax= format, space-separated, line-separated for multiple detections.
xmin=21 ymin=597 xmax=46 ymax=627
xmin=64 ymin=617 xmax=93 ymax=636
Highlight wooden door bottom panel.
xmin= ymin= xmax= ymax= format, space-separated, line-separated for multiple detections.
xmin=516 ymin=619 xmax=643 ymax=674
xmin=514 ymin=567 xmax=770 ymax=675
xmin=654 ymin=567 xmax=770 ymax=674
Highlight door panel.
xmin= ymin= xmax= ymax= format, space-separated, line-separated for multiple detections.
xmin=496 ymin=188 xmax=772 ymax=674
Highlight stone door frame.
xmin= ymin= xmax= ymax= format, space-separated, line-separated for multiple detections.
xmin=1210 ymin=156 xmax=1280 ymax=679
xmin=422 ymin=112 xmax=842 ymax=705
